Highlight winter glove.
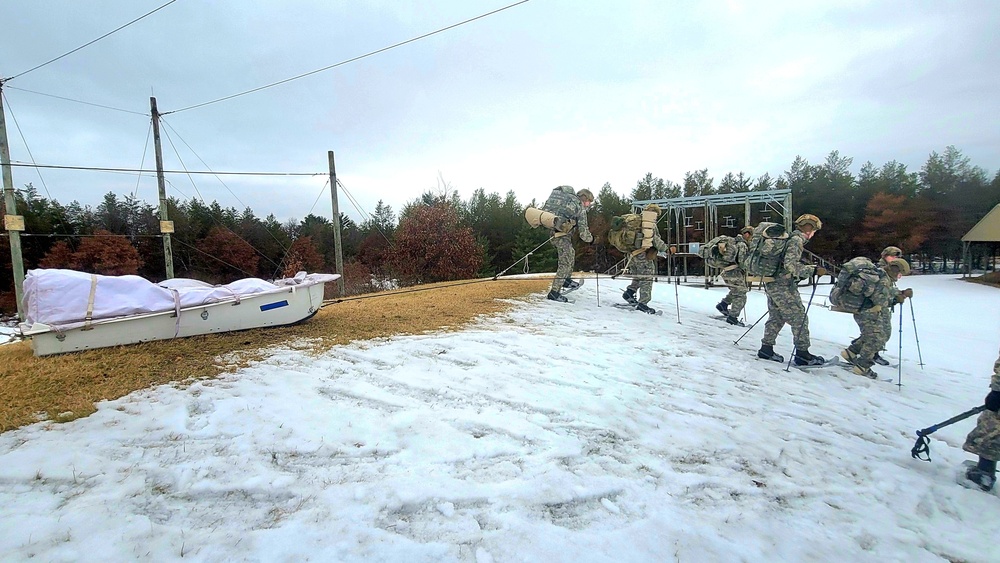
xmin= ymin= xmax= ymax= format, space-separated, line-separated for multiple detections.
xmin=902 ymin=288 xmax=913 ymax=299
xmin=814 ymin=266 xmax=828 ymax=277
xmin=580 ymin=232 xmax=593 ymax=243
xmin=985 ymin=390 xmax=1000 ymax=413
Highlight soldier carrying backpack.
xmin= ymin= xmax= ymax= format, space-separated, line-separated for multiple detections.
xmin=839 ymin=257 xmax=913 ymax=379
xmin=615 ymin=203 xmax=667 ymax=314
xmin=524 ymin=186 xmax=594 ymax=302
xmin=846 ymin=246 xmax=906 ymax=367
xmin=750 ymin=214 xmax=829 ymax=366
xmin=701 ymin=226 xmax=753 ymax=326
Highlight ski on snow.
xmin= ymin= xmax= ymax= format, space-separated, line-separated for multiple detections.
xmin=611 ymin=303 xmax=664 ymax=316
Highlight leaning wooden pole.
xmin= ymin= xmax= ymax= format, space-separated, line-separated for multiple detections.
xmin=150 ymin=97 xmax=174 ymax=279
xmin=328 ymin=151 xmax=345 ymax=296
xmin=0 ymin=83 xmax=27 ymax=320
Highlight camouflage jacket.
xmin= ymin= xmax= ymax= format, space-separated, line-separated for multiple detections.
xmin=869 ymin=267 xmax=902 ymax=309
xmin=778 ymin=230 xmax=815 ymax=280
xmin=541 ymin=186 xmax=592 ymax=240
xmin=992 ymin=345 xmax=1000 ymax=392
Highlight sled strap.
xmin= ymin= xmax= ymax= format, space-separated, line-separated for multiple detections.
xmin=721 ymin=264 xmax=739 ymax=273
xmin=167 ymin=288 xmax=182 ymax=337
xmin=82 ymin=275 xmax=98 ymax=331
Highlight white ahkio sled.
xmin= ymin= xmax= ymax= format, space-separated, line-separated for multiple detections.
xmin=18 ymin=269 xmax=340 ymax=356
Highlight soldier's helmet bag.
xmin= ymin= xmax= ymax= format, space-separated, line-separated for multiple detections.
xmin=829 ymin=256 xmax=885 ymax=313
xmin=746 ymin=222 xmax=790 ymax=277
xmin=700 ymin=235 xmax=741 ymax=269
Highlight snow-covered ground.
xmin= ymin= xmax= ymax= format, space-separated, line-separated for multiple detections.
xmin=1 ymin=274 xmax=998 ymax=562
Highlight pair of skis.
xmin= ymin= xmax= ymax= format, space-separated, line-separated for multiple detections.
xmin=555 ymin=279 xmax=664 ymax=316
xmin=759 ymin=354 xmax=894 ymax=382
xmin=611 ymin=302 xmax=663 ymax=316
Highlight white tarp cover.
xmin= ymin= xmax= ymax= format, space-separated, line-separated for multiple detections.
xmin=22 ymin=269 xmax=339 ymax=327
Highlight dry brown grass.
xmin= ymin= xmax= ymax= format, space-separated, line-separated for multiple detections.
xmin=0 ymin=278 xmax=549 ymax=433
xmin=964 ymin=271 xmax=1000 ymax=288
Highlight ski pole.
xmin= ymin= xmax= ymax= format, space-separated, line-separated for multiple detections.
xmin=674 ymin=272 xmax=681 ymax=324
xmin=911 ymin=405 xmax=987 ymax=461
xmin=734 ymin=310 xmax=768 ymax=345
xmin=595 ymin=269 xmax=600 ymax=307
xmin=909 ymin=298 xmax=924 ymax=368
xmin=785 ymin=280 xmax=818 ymax=372
xmin=897 ymin=304 xmax=903 ymax=389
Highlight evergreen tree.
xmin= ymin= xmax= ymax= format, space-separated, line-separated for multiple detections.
xmin=683 ymin=169 xmax=714 ymax=197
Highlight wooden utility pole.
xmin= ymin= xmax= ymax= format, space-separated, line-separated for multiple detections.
xmin=0 ymin=82 xmax=27 ymax=320
xmin=150 ymin=97 xmax=174 ymax=279
xmin=328 ymin=151 xmax=345 ymax=296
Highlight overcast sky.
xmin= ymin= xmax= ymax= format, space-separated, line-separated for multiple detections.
xmin=2 ymin=0 xmax=998 ymax=225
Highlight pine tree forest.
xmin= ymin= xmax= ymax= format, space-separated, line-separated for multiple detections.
xmin=2 ymin=146 xmax=999 ymax=315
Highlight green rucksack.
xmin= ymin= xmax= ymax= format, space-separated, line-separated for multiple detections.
xmin=829 ymin=257 xmax=885 ymax=313
xmin=699 ymin=235 xmax=741 ymax=269
xmin=608 ymin=213 xmax=644 ymax=253
xmin=745 ymin=222 xmax=790 ymax=277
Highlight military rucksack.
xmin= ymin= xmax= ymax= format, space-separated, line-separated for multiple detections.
xmin=608 ymin=213 xmax=645 ymax=253
xmin=745 ymin=222 xmax=790 ymax=278
xmin=699 ymin=235 xmax=741 ymax=269
xmin=829 ymin=257 xmax=885 ymax=313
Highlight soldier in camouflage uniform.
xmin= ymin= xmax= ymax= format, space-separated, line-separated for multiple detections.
xmin=622 ymin=203 xmax=668 ymax=314
xmin=541 ymin=186 xmax=594 ymax=302
xmin=757 ymin=214 xmax=829 ymax=366
xmin=848 ymin=246 xmax=906 ymax=366
xmin=962 ymin=344 xmax=1000 ymax=491
xmin=715 ymin=226 xmax=753 ymax=325
xmin=840 ymin=259 xmax=911 ymax=379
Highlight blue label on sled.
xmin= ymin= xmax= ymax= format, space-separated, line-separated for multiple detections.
xmin=260 ymin=300 xmax=289 ymax=312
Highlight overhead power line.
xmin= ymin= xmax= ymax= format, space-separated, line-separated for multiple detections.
xmin=3 ymin=85 xmax=147 ymax=116
xmin=166 ymin=0 xmax=532 ymax=114
xmin=5 ymin=0 xmax=180 ymax=81
xmin=8 ymin=162 xmax=323 ymax=176
xmin=2 ymin=91 xmax=52 ymax=199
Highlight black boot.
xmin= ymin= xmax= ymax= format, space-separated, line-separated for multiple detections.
xmin=794 ymin=349 xmax=826 ymax=366
xmin=546 ymin=290 xmax=568 ymax=303
xmin=562 ymin=279 xmax=581 ymax=290
xmin=622 ymin=288 xmax=637 ymax=304
xmin=966 ymin=457 xmax=998 ymax=492
xmin=725 ymin=315 xmax=745 ymax=327
xmin=635 ymin=303 xmax=657 ymax=314
xmin=757 ymin=344 xmax=784 ymax=362
xmin=873 ymin=353 xmax=890 ymax=366
xmin=716 ymin=301 xmax=729 ymax=315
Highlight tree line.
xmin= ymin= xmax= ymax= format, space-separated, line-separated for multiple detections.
xmin=2 ymin=146 xmax=998 ymax=314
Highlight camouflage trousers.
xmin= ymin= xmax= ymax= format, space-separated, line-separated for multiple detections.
xmin=549 ymin=234 xmax=575 ymax=293
xmin=762 ymin=279 xmax=811 ymax=350
xmin=964 ymin=409 xmax=1000 ymax=461
xmin=627 ymin=254 xmax=656 ymax=305
xmin=720 ymin=269 xmax=748 ymax=317
xmin=851 ymin=305 xmax=895 ymax=355
xmin=847 ymin=308 xmax=886 ymax=369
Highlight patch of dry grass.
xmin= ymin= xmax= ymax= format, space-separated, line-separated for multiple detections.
xmin=963 ymin=271 xmax=1000 ymax=288
xmin=0 ymin=278 xmax=549 ymax=433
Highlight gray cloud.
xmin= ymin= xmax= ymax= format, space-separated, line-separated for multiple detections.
xmin=2 ymin=0 xmax=997 ymax=225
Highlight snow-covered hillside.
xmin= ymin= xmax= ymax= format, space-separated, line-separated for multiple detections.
xmin=0 ymin=274 xmax=998 ymax=562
